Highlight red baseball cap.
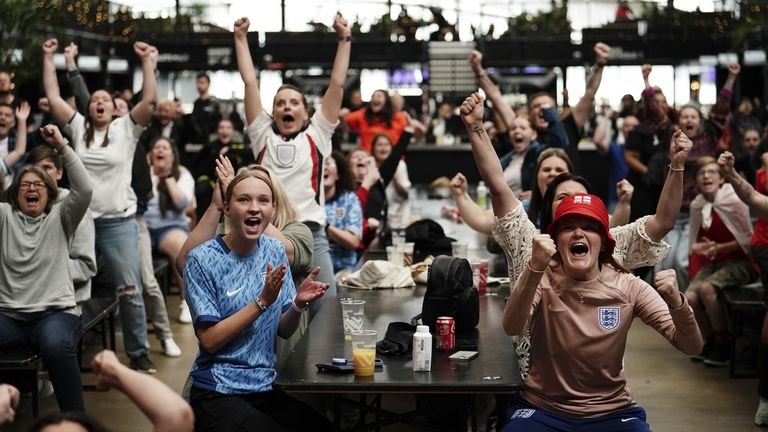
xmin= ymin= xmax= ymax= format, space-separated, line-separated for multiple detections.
xmin=547 ymin=194 xmax=615 ymax=254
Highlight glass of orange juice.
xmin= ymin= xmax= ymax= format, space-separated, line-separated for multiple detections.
xmin=351 ymin=330 xmax=377 ymax=377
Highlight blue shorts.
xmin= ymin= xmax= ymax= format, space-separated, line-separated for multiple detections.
xmin=149 ymin=225 xmax=189 ymax=250
xmin=501 ymin=395 xmax=650 ymax=432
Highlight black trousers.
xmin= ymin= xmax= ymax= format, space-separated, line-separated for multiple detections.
xmin=190 ymin=386 xmax=333 ymax=432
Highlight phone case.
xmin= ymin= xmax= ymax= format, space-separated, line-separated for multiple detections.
xmin=448 ymin=351 xmax=479 ymax=361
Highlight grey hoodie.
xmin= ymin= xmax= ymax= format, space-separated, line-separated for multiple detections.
xmin=0 ymin=151 xmax=92 ymax=318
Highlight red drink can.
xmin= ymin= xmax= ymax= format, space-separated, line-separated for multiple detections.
xmin=436 ymin=316 xmax=455 ymax=351
xmin=478 ymin=259 xmax=489 ymax=295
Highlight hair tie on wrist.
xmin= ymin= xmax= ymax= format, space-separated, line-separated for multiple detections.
xmin=668 ymin=163 xmax=684 ymax=172
xmin=337 ymin=35 xmax=352 ymax=42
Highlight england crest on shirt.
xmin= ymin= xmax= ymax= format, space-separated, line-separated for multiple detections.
xmin=275 ymin=144 xmax=296 ymax=167
xmin=598 ymin=306 xmax=620 ymax=331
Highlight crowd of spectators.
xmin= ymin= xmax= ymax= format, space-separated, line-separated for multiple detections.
xmin=0 ymin=11 xmax=768 ymax=431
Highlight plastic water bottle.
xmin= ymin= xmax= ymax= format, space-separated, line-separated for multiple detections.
xmin=476 ymin=181 xmax=489 ymax=210
xmin=412 ymin=325 xmax=432 ymax=372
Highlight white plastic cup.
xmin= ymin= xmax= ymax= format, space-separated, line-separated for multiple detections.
xmin=341 ymin=299 xmax=365 ymax=340
xmin=451 ymin=241 xmax=468 ymax=258
xmin=351 ymin=330 xmax=377 ymax=377
xmin=386 ymin=246 xmax=404 ymax=267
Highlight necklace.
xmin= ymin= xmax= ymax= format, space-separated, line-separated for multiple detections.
xmin=574 ymin=286 xmax=585 ymax=304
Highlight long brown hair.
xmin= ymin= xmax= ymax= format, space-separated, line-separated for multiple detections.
xmin=527 ymin=148 xmax=573 ymax=225
xmin=151 ymin=137 xmax=182 ymax=218
xmin=83 ymin=92 xmax=116 ymax=149
xmin=364 ymin=90 xmax=394 ymax=128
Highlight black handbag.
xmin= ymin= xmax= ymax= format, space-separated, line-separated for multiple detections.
xmin=413 ymin=255 xmax=479 ymax=332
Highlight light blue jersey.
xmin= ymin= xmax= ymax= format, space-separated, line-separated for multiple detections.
xmin=184 ymin=235 xmax=295 ymax=394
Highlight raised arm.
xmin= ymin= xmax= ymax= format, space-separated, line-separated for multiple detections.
xmin=641 ymin=63 xmax=652 ymax=90
xmin=176 ymin=156 xmax=232 ymax=274
xmin=64 ymin=42 xmax=90 ymax=115
xmin=469 ymin=50 xmax=515 ymax=129
xmin=93 ymin=350 xmax=193 ymax=432
xmin=451 ymin=172 xmax=492 ymax=235
xmin=644 ymin=131 xmax=692 ymax=242
xmin=233 ymin=17 xmax=263 ymax=125
xmin=460 ymin=92 xmax=518 ymax=217
xmin=571 ymin=42 xmax=610 ymax=129
xmin=719 ymin=151 xmax=768 ymax=219
xmin=321 ymin=14 xmax=352 ymax=124
xmin=504 ymin=234 xmax=554 ymax=335
xmin=609 ymin=179 xmax=633 ymax=228
xmin=708 ymin=63 xmax=739 ymax=131
xmin=42 ymin=39 xmax=76 ymax=127
xmin=4 ymin=102 xmax=29 ymax=169
xmin=130 ymin=42 xmax=158 ymax=127
xmin=379 ymin=128 xmax=413 ymax=185
xmin=592 ymin=112 xmax=611 ymax=156
xmin=40 ymin=124 xmax=93 ymax=237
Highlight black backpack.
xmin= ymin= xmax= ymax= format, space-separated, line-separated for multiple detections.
xmin=414 ymin=255 xmax=479 ymax=332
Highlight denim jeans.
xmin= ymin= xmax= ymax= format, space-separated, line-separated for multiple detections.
xmin=0 ymin=312 xmax=83 ymax=412
xmin=308 ymin=224 xmax=337 ymax=320
xmin=136 ymin=215 xmax=173 ymax=341
xmin=94 ymin=216 xmax=150 ymax=359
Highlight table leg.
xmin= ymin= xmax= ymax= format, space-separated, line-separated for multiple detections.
xmin=470 ymin=394 xmax=478 ymax=432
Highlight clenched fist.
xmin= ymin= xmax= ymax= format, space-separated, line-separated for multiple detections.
xmin=655 ymin=269 xmax=683 ymax=308
xmin=530 ymin=234 xmax=557 ymax=272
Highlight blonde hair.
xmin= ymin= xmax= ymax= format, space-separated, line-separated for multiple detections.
xmin=239 ymin=164 xmax=299 ymax=230
xmin=157 ymin=99 xmax=175 ymax=112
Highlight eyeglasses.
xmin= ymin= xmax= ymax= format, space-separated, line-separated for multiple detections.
xmin=19 ymin=181 xmax=46 ymax=191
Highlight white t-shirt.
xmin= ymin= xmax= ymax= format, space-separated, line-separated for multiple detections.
xmin=246 ymin=110 xmax=337 ymax=224
xmin=0 ymin=136 xmax=11 ymax=190
xmin=503 ymin=152 xmax=525 ymax=197
xmin=386 ymin=160 xmax=412 ymax=229
xmin=69 ymin=113 xmax=145 ymax=219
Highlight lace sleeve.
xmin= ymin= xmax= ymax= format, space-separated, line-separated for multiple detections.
xmin=491 ymin=204 xmax=538 ymax=285
xmin=610 ymin=215 xmax=671 ymax=269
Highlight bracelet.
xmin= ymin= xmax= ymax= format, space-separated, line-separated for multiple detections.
xmin=337 ymin=35 xmax=352 ymax=42
xmin=255 ymin=296 xmax=269 ymax=313
xmin=324 ymin=223 xmax=331 ymax=235
xmin=291 ymin=297 xmax=309 ymax=313
xmin=67 ymin=68 xmax=80 ymax=78
xmin=526 ymin=261 xmax=546 ymax=274
xmin=668 ymin=163 xmax=684 ymax=172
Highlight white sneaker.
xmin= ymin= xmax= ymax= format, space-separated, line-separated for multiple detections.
xmin=178 ymin=302 xmax=192 ymax=324
xmin=756 ymin=397 xmax=768 ymax=427
xmin=161 ymin=337 xmax=182 ymax=357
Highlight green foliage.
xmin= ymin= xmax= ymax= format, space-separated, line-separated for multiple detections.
xmin=0 ymin=0 xmax=50 ymax=88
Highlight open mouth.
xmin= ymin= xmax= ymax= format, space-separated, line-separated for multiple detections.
xmin=96 ymin=106 xmax=105 ymax=115
xmin=244 ymin=217 xmax=261 ymax=228
xmin=281 ymin=114 xmax=295 ymax=129
xmin=513 ymin=136 xmax=525 ymax=144
xmin=569 ymin=242 xmax=589 ymax=258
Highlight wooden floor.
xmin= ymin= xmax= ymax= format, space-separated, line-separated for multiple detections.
xmin=4 ymin=295 xmax=764 ymax=431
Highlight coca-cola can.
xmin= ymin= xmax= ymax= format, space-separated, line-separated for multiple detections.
xmin=478 ymin=259 xmax=489 ymax=295
xmin=436 ymin=316 xmax=455 ymax=351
